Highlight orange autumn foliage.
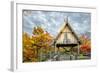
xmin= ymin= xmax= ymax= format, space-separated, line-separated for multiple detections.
xmin=23 ymin=26 xmax=53 ymax=62
xmin=80 ymin=35 xmax=91 ymax=55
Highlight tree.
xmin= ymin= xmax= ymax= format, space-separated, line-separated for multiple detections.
xmin=23 ymin=26 xmax=54 ymax=62
xmin=23 ymin=32 xmax=35 ymax=62
xmin=31 ymin=26 xmax=53 ymax=61
xmin=79 ymin=35 xmax=91 ymax=56
xmin=32 ymin=26 xmax=44 ymax=35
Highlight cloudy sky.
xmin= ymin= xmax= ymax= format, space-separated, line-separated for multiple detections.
xmin=23 ymin=10 xmax=91 ymax=38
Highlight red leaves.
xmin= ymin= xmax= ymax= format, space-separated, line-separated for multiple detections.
xmin=79 ymin=35 xmax=91 ymax=55
xmin=80 ymin=45 xmax=91 ymax=53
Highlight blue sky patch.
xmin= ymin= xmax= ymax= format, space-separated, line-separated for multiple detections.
xmin=23 ymin=10 xmax=91 ymax=38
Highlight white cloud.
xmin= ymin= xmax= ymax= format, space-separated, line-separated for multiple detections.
xmin=23 ymin=10 xmax=32 ymax=16
xmin=23 ymin=10 xmax=91 ymax=37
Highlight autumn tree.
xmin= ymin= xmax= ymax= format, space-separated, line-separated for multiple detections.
xmin=23 ymin=26 xmax=54 ymax=62
xmin=31 ymin=26 xmax=53 ymax=61
xmin=79 ymin=35 xmax=91 ymax=56
xmin=23 ymin=32 xmax=36 ymax=62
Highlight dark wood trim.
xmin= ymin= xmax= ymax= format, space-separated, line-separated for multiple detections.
xmin=56 ymin=43 xmax=78 ymax=47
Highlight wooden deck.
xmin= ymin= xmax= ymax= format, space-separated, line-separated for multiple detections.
xmin=56 ymin=43 xmax=78 ymax=47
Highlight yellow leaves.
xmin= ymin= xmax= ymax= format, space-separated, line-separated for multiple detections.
xmin=80 ymin=35 xmax=91 ymax=47
xmin=23 ymin=26 xmax=54 ymax=62
xmin=32 ymin=26 xmax=44 ymax=35
xmin=23 ymin=32 xmax=32 ymax=48
xmin=30 ymin=40 xmax=34 ymax=44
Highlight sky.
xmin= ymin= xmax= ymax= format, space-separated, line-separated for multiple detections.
xmin=23 ymin=10 xmax=91 ymax=38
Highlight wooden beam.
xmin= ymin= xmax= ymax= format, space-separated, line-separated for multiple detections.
xmin=56 ymin=43 xmax=78 ymax=47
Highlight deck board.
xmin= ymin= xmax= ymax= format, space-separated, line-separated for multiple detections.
xmin=56 ymin=43 xmax=78 ymax=47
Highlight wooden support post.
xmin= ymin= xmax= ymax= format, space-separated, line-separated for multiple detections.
xmin=58 ymin=47 xmax=60 ymax=60
xmin=40 ymin=48 xmax=42 ymax=61
xmin=78 ymin=44 xmax=80 ymax=55
xmin=54 ymin=44 xmax=57 ymax=54
xmin=70 ymin=55 xmax=72 ymax=60
xmin=49 ymin=48 xmax=51 ymax=60
xmin=77 ymin=44 xmax=80 ymax=59
xmin=70 ymin=47 xmax=73 ymax=60
xmin=54 ymin=47 xmax=59 ymax=61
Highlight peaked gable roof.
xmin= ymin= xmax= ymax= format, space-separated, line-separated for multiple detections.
xmin=54 ymin=19 xmax=81 ymax=44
